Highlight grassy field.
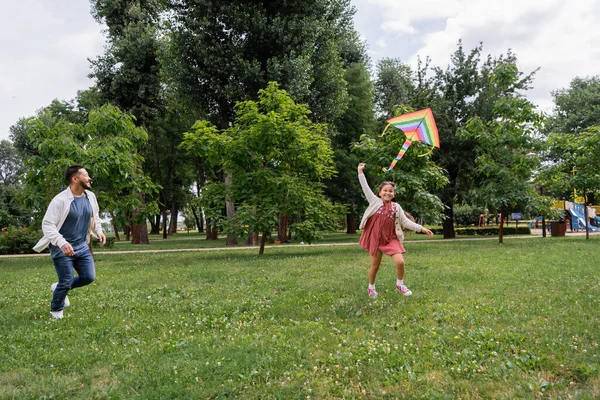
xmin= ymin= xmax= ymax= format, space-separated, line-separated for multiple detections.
xmin=96 ymin=231 xmax=440 ymax=252
xmin=0 ymin=236 xmax=598 ymax=399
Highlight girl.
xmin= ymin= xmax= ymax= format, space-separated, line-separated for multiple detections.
xmin=357 ymin=163 xmax=433 ymax=298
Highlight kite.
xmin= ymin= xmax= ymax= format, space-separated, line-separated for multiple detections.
xmin=381 ymin=108 xmax=440 ymax=172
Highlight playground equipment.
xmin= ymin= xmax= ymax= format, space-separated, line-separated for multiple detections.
xmin=567 ymin=202 xmax=598 ymax=232
xmin=549 ymin=200 xmax=599 ymax=233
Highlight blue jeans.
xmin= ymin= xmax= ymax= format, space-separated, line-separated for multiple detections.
xmin=50 ymin=242 xmax=96 ymax=311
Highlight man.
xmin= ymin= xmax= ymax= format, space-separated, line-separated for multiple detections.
xmin=33 ymin=166 xmax=106 ymax=319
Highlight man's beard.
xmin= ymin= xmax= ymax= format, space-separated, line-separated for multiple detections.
xmin=82 ymin=181 xmax=92 ymax=190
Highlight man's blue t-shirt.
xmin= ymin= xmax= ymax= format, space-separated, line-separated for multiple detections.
xmin=50 ymin=195 xmax=92 ymax=258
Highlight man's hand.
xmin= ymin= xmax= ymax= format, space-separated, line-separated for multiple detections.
xmin=357 ymin=163 xmax=366 ymax=174
xmin=61 ymin=243 xmax=75 ymax=256
xmin=98 ymin=233 xmax=106 ymax=246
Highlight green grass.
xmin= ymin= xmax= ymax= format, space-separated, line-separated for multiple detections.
xmin=1 ymin=236 xmax=599 ymax=398
xmin=95 ymin=230 xmax=511 ymax=253
xmin=99 ymin=231 xmax=364 ymax=252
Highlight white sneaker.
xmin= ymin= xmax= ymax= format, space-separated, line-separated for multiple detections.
xmin=50 ymin=310 xmax=64 ymax=319
xmin=396 ymin=284 xmax=412 ymax=296
xmin=51 ymin=282 xmax=70 ymax=307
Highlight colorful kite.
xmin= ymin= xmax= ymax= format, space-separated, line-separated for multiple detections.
xmin=381 ymin=108 xmax=440 ymax=172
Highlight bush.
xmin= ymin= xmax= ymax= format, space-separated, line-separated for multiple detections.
xmin=453 ymin=203 xmax=484 ymax=227
xmin=430 ymin=226 xmax=531 ymax=236
xmin=0 ymin=228 xmax=42 ymax=255
xmin=92 ymin=236 xmax=116 ymax=249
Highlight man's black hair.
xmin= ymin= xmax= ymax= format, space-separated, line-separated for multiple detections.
xmin=65 ymin=165 xmax=85 ymax=184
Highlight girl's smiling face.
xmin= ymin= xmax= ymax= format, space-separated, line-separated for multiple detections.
xmin=378 ymin=183 xmax=395 ymax=203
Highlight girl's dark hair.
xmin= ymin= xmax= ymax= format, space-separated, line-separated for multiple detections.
xmin=377 ymin=181 xmax=396 ymax=193
xmin=65 ymin=165 xmax=84 ymax=183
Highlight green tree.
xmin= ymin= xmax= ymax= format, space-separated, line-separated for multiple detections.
xmin=460 ymin=61 xmax=546 ymax=243
xmin=547 ymin=76 xmax=600 ymax=134
xmin=20 ymin=104 xmax=159 ymax=237
xmin=540 ymin=127 xmax=600 ymax=204
xmin=165 ymin=0 xmax=353 ymax=128
xmin=181 ymin=82 xmax=340 ymax=255
xmin=374 ymin=58 xmax=416 ymax=117
xmin=165 ymin=0 xmax=360 ymax=244
xmin=541 ymin=76 xmax=600 ymax=205
xmin=326 ymin=48 xmax=375 ymax=234
xmin=90 ymin=0 xmax=166 ymax=244
xmin=0 ymin=140 xmax=32 ymax=229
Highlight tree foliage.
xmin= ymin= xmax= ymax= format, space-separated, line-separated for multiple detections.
xmin=164 ymin=0 xmax=355 ymax=128
xmin=460 ymin=61 xmax=548 ymax=242
xmin=20 ymin=104 xmax=159 ymax=230
xmin=181 ymin=83 xmax=341 ymax=254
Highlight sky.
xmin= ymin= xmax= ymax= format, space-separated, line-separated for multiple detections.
xmin=1 ymin=0 xmax=599 ymax=141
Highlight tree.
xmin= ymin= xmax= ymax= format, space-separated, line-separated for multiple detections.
xmin=540 ymin=127 xmax=600 ymax=204
xmin=374 ymin=58 xmax=415 ymax=117
xmin=20 ymin=105 xmax=159 ymax=238
xmin=541 ymin=76 xmax=600 ymax=205
xmin=181 ymin=82 xmax=340 ymax=255
xmin=165 ymin=0 xmax=353 ymax=127
xmin=547 ymin=76 xmax=600 ymax=134
xmin=326 ymin=48 xmax=375 ymax=234
xmin=0 ymin=140 xmax=32 ymax=229
xmin=460 ymin=61 xmax=546 ymax=243
xmin=165 ymin=0 xmax=358 ymax=244
xmin=90 ymin=0 xmax=165 ymax=244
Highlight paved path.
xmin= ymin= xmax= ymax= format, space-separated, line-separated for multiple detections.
xmin=2 ymin=231 xmax=596 ymax=259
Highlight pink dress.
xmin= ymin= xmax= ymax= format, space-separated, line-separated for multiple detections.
xmin=359 ymin=202 xmax=406 ymax=257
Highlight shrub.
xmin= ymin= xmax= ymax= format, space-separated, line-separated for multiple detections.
xmin=92 ymin=236 xmax=116 ymax=249
xmin=430 ymin=226 xmax=531 ymax=236
xmin=453 ymin=203 xmax=484 ymax=227
xmin=0 ymin=228 xmax=42 ymax=255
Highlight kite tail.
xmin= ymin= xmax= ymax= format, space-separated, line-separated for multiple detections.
xmin=382 ymin=139 xmax=412 ymax=172
xmin=381 ymin=123 xmax=392 ymax=136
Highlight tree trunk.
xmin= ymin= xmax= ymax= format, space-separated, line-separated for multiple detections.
xmin=150 ymin=214 xmax=161 ymax=234
xmin=498 ymin=210 xmax=504 ymax=244
xmin=278 ymin=214 xmax=288 ymax=242
xmin=132 ymin=221 xmax=150 ymax=244
xmin=112 ymin=222 xmax=121 ymax=241
xmin=206 ymin=218 xmax=218 ymax=240
xmin=168 ymin=200 xmax=178 ymax=235
xmin=125 ymin=225 xmax=131 ymax=242
xmin=247 ymin=226 xmax=258 ymax=245
xmin=259 ymin=231 xmax=268 ymax=255
xmin=541 ymin=216 xmax=547 ymax=238
xmin=191 ymin=205 xmax=203 ymax=233
xmin=442 ymin=203 xmax=456 ymax=239
xmin=110 ymin=212 xmax=120 ymax=241
xmin=162 ymin=209 xmax=168 ymax=239
xmin=225 ymin=172 xmax=238 ymax=245
xmin=346 ymin=202 xmax=357 ymax=234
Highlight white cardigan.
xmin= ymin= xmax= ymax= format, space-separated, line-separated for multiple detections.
xmin=358 ymin=173 xmax=422 ymax=243
xmin=33 ymin=188 xmax=103 ymax=252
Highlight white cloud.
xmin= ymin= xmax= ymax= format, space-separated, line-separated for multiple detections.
xmin=352 ymin=0 xmax=600 ymax=113
xmin=1 ymin=0 xmax=599 ymax=140
xmin=0 ymin=0 xmax=105 ymax=140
